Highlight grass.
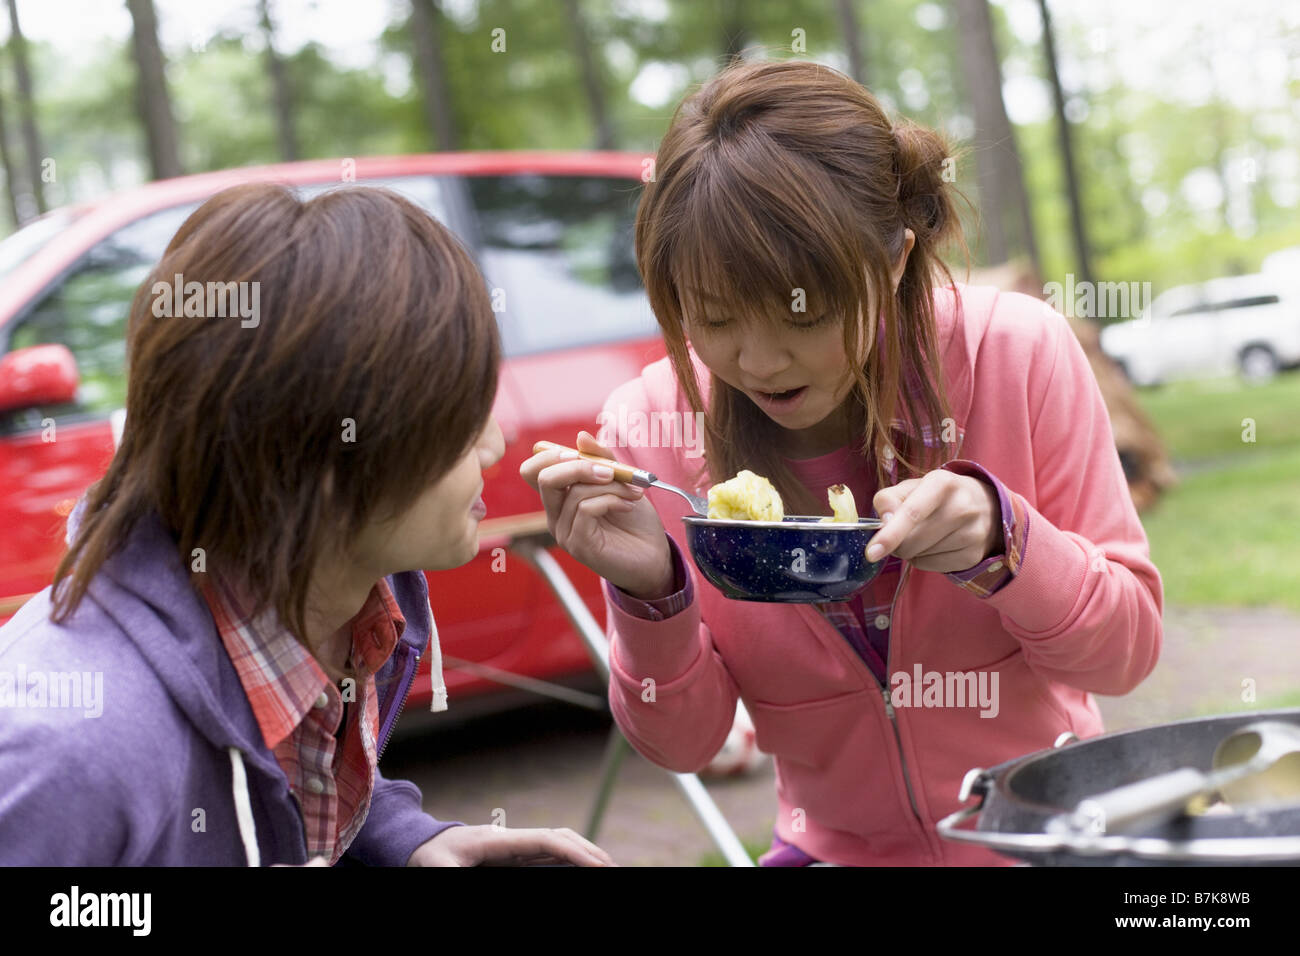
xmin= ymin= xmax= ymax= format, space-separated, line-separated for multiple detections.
xmin=697 ymin=835 xmax=774 ymax=868
xmin=1142 ymin=457 xmax=1300 ymax=611
xmin=1135 ymin=370 xmax=1300 ymax=462
xmin=1132 ymin=370 xmax=1300 ymax=612
xmin=1139 ymin=445 xmax=1300 ymax=611
xmin=1194 ymin=689 xmax=1300 ymax=718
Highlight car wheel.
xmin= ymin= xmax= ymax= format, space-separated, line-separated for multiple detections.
xmin=1239 ymin=346 xmax=1279 ymax=384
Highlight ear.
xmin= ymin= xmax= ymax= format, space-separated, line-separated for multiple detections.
xmin=891 ymin=228 xmax=916 ymax=291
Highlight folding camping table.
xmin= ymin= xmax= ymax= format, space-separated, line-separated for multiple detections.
xmin=471 ymin=513 xmax=755 ymax=867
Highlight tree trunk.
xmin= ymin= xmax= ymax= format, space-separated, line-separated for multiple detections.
xmin=719 ymin=0 xmax=748 ymax=64
xmin=6 ymin=0 xmax=45 ymax=215
xmin=0 ymin=82 xmax=24 ymax=228
xmin=835 ymin=0 xmax=867 ymax=86
xmin=1037 ymin=0 xmax=1092 ymax=290
xmin=952 ymin=0 xmax=1040 ymax=278
xmin=561 ymin=0 xmax=615 ymax=150
xmin=258 ymin=0 xmax=297 ymax=161
xmin=409 ymin=0 xmax=458 ymax=151
xmin=125 ymin=0 xmax=183 ymax=180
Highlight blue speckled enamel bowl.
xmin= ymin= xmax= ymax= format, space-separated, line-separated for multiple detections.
xmin=682 ymin=516 xmax=887 ymax=603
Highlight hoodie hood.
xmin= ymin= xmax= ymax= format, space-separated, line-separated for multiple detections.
xmin=64 ymin=500 xmax=439 ymax=864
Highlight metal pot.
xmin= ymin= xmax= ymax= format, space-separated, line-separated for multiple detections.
xmin=937 ymin=709 xmax=1300 ymax=865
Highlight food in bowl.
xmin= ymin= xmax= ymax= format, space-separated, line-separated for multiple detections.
xmin=823 ymin=483 xmax=857 ymax=523
xmin=705 ymin=471 xmax=859 ymax=524
xmin=706 ymin=470 xmax=785 ymax=521
xmin=689 ymin=472 xmax=883 ymax=602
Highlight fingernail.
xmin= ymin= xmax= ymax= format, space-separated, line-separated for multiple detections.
xmin=867 ymin=544 xmax=883 ymax=561
xmin=882 ymin=511 xmax=894 ymax=523
xmin=559 ymin=449 xmax=578 ymax=460
xmin=592 ymin=465 xmax=613 ymax=479
xmin=629 ymin=485 xmax=645 ymax=496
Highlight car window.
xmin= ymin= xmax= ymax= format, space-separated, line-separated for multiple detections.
xmin=467 ymin=174 xmax=655 ymax=356
xmin=298 ymin=175 xmax=451 ymax=222
xmin=1212 ymin=294 xmax=1280 ymax=311
xmin=0 ymin=208 xmax=79 ymax=281
xmin=1152 ymin=285 xmax=1207 ymax=319
xmin=5 ymin=176 xmax=453 ymax=421
xmin=8 ymin=203 xmax=200 ymax=418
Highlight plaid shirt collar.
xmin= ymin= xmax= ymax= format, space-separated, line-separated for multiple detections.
xmin=201 ymin=577 xmax=405 ymax=752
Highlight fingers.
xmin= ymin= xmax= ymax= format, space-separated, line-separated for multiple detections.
xmin=553 ymin=485 xmax=640 ymax=546
xmin=483 ymin=827 xmax=615 ymax=867
xmin=518 ymin=442 xmax=576 ymax=491
xmin=552 ymin=826 xmax=617 ymax=866
xmin=576 ymin=429 xmax=617 ymax=459
xmin=870 ymin=472 xmax=999 ymax=567
xmin=871 ymin=477 xmax=923 ymax=521
xmin=526 ymin=453 xmax=641 ymax=536
xmin=868 ymin=474 xmax=947 ymax=560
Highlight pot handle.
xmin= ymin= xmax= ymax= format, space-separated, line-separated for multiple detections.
xmin=935 ymin=767 xmax=994 ymax=836
xmin=1052 ymin=767 xmax=1210 ymax=836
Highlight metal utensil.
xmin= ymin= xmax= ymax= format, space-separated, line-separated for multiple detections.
xmin=533 ymin=440 xmax=709 ymax=516
xmin=1049 ymin=719 xmax=1300 ymax=837
xmin=938 ymin=710 xmax=1300 ymax=866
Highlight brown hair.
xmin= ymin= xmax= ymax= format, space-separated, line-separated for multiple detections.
xmin=51 ymin=182 xmax=500 ymax=641
xmin=636 ymin=58 xmax=967 ymax=515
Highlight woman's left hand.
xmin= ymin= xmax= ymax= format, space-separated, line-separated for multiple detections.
xmin=867 ymin=470 xmax=1002 ymax=573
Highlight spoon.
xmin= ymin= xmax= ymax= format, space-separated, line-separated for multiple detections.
xmin=1050 ymin=719 xmax=1300 ymax=836
xmin=533 ymin=440 xmax=710 ymax=516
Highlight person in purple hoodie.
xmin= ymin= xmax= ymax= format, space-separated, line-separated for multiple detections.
xmin=0 ymin=183 xmax=614 ymax=867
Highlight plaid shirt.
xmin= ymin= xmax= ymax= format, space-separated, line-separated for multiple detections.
xmin=202 ymin=578 xmax=405 ymax=865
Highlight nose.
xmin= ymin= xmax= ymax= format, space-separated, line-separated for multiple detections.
xmin=735 ymin=321 xmax=792 ymax=382
xmin=478 ymin=414 xmax=505 ymax=470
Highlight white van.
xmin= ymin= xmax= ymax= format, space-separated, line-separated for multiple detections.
xmin=1100 ymin=272 xmax=1300 ymax=385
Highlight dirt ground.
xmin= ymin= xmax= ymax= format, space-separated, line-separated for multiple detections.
xmin=381 ymin=603 xmax=1300 ymax=866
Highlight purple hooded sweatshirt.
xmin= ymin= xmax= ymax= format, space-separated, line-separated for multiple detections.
xmin=0 ymin=507 xmax=461 ymax=865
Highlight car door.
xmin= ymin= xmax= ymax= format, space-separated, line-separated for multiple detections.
xmin=0 ymin=203 xmax=199 ymax=619
xmin=437 ymin=170 xmax=664 ymax=688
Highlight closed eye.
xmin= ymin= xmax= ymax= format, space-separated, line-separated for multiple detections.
xmin=788 ymin=313 xmax=832 ymax=331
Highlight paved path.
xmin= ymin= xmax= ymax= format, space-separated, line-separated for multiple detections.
xmin=383 ymin=604 xmax=1300 ymax=866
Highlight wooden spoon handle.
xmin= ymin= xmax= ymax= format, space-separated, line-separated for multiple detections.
xmin=532 ymin=440 xmax=644 ymax=485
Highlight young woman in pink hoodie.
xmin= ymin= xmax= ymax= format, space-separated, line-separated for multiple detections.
xmin=522 ymin=59 xmax=1163 ymax=866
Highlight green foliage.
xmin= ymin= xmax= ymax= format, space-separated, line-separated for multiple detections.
xmin=7 ymin=0 xmax=1300 ymax=310
xmin=1136 ymin=371 xmax=1300 ymax=612
xmin=1136 ymin=370 xmax=1300 ymax=462
xmin=696 ymin=834 xmax=771 ymax=867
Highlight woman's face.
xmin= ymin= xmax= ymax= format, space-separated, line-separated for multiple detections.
xmin=688 ymin=308 xmax=860 ymax=436
xmin=353 ymin=414 xmax=506 ymax=574
xmin=685 ymin=233 xmax=913 ymax=455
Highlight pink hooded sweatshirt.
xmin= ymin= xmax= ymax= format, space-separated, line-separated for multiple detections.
xmin=598 ymin=283 xmax=1163 ymax=866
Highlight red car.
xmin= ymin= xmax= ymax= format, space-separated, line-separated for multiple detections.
xmin=0 ymin=152 xmax=666 ymax=714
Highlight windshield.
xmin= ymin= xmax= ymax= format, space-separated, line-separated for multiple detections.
xmin=0 ymin=209 xmax=77 ymax=281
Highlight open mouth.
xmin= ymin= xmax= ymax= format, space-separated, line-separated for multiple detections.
xmin=756 ymin=386 xmax=807 ymax=403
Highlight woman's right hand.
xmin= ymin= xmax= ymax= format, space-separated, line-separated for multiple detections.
xmin=519 ymin=430 xmax=675 ymax=600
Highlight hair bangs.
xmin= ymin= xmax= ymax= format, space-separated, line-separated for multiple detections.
xmin=668 ymin=155 xmax=863 ymax=333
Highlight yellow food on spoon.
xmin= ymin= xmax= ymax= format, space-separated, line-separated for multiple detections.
xmin=822 ymin=483 xmax=858 ymax=523
xmin=707 ymin=470 xmax=785 ymax=521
